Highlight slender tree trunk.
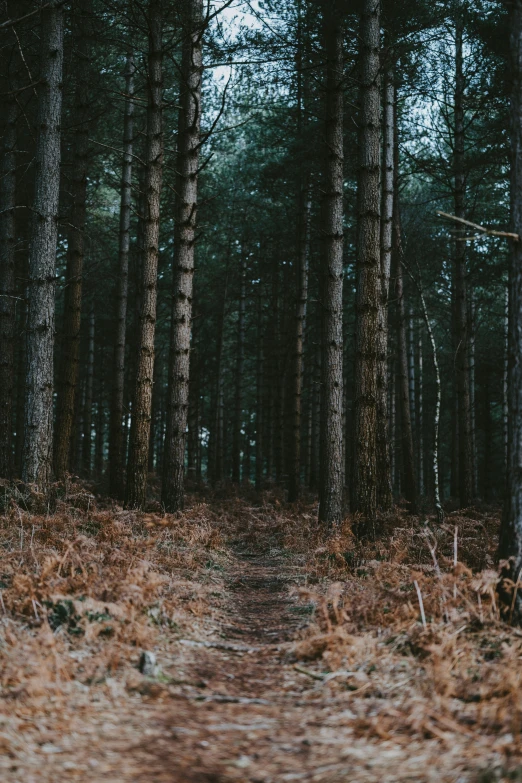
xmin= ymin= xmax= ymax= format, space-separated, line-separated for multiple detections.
xmin=187 ymin=306 xmax=200 ymax=482
xmin=288 ymin=184 xmax=311 ymax=502
xmin=82 ymin=308 xmax=95 ymax=476
xmin=22 ymin=2 xmax=64 ymax=491
xmin=483 ymin=375 xmax=492 ymax=504
xmin=126 ymin=0 xmax=163 ymax=509
xmin=309 ymin=326 xmax=321 ymax=491
xmin=501 ymin=0 xmax=522 ymax=571
xmin=395 ymin=216 xmax=417 ymax=513
xmin=255 ymin=287 xmax=264 ymax=491
xmin=109 ymin=52 xmax=135 ymax=499
xmin=376 ymin=58 xmax=394 ymax=511
xmin=504 ymin=284 xmax=509 ymax=475
xmin=417 ymin=321 xmax=424 ymax=497
xmin=211 ymin=282 xmax=227 ymax=485
xmin=0 ymin=94 xmax=17 ymax=478
xmin=352 ymin=0 xmax=381 ymax=528
xmin=408 ymin=305 xmax=416 ymax=436
xmin=54 ymin=0 xmax=92 ymax=480
xmin=454 ymin=16 xmax=473 ymax=508
xmin=232 ymin=254 xmax=247 ymax=483
xmin=95 ymin=358 xmax=104 ymax=478
xmin=318 ymin=0 xmax=344 ymax=525
xmin=162 ymin=0 xmax=203 ymax=511
xmin=469 ymin=290 xmax=477 ymax=497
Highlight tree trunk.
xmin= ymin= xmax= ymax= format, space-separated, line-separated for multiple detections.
xmin=352 ymin=0 xmax=381 ymax=528
xmin=454 ymin=15 xmax=473 ymax=508
xmin=288 ymin=184 xmax=311 ymax=502
xmin=395 ymin=215 xmax=417 ymax=513
xmin=22 ymin=2 xmax=64 ymax=491
xmin=318 ymin=0 xmax=344 ymax=525
xmin=232 ymin=253 xmax=247 ymax=483
xmin=255 ymin=286 xmax=264 ymax=491
xmin=469 ymin=290 xmax=477 ymax=497
xmin=0 ymin=93 xmax=16 ymax=478
xmin=82 ymin=308 xmax=95 ymax=476
xmin=109 ymin=52 xmax=135 ymax=499
xmin=162 ymin=0 xmax=203 ymax=511
xmin=483 ymin=375 xmax=492 ymax=504
xmin=126 ymin=0 xmax=163 ymax=509
xmin=500 ymin=0 xmax=522 ymax=571
xmin=417 ymin=320 xmax=425 ymax=497
xmin=54 ymin=0 xmax=92 ymax=480
xmin=187 ymin=305 xmax=200 ymax=482
xmin=376 ymin=58 xmax=394 ymax=511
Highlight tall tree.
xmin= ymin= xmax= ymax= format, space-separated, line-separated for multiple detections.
xmin=54 ymin=0 xmax=93 ymax=479
xmin=318 ymin=0 xmax=344 ymax=525
xmin=352 ymin=0 xmax=381 ymax=528
xmin=453 ymin=13 xmax=473 ymax=507
xmin=375 ymin=54 xmax=394 ymax=510
xmin=125 ymin=0 xmax=163 ymax=508
xmin=162 ymin=0 xmax=203 ymax=512
xmin=0 ymin=83 xmax=17 ymax=478
xmin=109 ymin=51 xmax=135 ymax=499
xmin=22 ymin=2 xmax=64 ymax=491
xmin=500 ymin=0 xmax=522 ymax=578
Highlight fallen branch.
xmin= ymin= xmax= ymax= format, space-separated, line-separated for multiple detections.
xmin=436 ymin=210 xmax=519 ymax=241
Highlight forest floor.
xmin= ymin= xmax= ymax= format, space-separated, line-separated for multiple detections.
xmin=1 ymin=483 xmax=522 ymax=782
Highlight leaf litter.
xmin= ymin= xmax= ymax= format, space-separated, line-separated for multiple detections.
xmin=0 ymin=483 xmax=521 ymax=781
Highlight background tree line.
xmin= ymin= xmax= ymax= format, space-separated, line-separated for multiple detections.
xmin=2 ymin=0 xmax=522 ymax=561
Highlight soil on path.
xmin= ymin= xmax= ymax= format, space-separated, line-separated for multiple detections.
xmin=128 ymin=550 xmax=505 ymax=783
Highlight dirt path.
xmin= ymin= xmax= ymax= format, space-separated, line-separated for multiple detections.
xmin=1 ymin=543 xmax=510 ymax=782
xmin=128 ymin=551 xmax=497 ymax=783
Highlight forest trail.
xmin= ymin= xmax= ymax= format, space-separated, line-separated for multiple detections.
xmin=1 ymin=499 xmax=517 ymax=782
xmin=128 ymin=548 xmax=490 ymax=783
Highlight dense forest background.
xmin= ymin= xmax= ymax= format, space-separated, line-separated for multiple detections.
xmin=0 ymin=0 xmax=515 ymax=524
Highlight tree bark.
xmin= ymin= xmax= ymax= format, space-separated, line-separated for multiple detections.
xmin=417 ymin=320 xmax=424 ymax=497
xmin=126 ymin=0 xmax=163 ymax=509
xmin=500 ymin=0 xmax=522 ymax=571
xmin=232 ymin=253 xmax=247 ymax=483
xmin=318 ymin=0 xmax=344 ymax=525
xmin=352 ymin=0 xmax=381 ymax=528
xmin=22 ymin=2 xmax=64 ymax=491
xmin=454 ymin=15 xmax=473 ymax=508
xmin=376 ymin=58 xmax=394 ymax=511
xmin=109 ymin=52 xmax=135 ymax=499
xmin=0 ymin=92 xmax=17 ymax=478
xmin=54 ymin=0 xmax=92 ymax=480
xmin=162 ymin=0 xmax=203 ymax=511
xmin=288 ymin=184 xmax=311 ymax=502
xmin=82 ymin=308 xmax=95 ymax=476
xmin=394 ymin=213 xmax=417 ymax=514
xmin=255 ymin=286 xmax=264 ymax=491
xmin=187 ymin=305 xmax=200 ymax=482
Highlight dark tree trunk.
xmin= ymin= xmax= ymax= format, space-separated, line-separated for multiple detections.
xmin=394 ymin=212 xmax=417 ymax=513
xmin=318 ymin=0 xmax=344 ymax=525
xmin=0 ymin=93 xmax=17 ymax=478
xmin=376 ymin=58 xmax=394 ymax=511
xmin=22 ymin=2 xmax=64 ymax=491
xmin=126 ymin=0 xmax=163 ymax=509
xmin=501 ymin=0 xmax=522 ymax=569
xmin=187 ymin=306 xmax=200 ymax=482
xmin=232 ymin=254 xmax=247 ymax=483
xmin=454 ymin=16 xmax=473 ymax=508
xmin=54 ymin=0 xmax=92 ymax=480
xmin=288 ymin=184 xmax=311 ymax=502
xmin=162 ymin=0 xmax=203 ymax=511
xmin=255 ymin=287 xmax=264 ymax=491
xmin=109 ymin=52 xmax=135 ymax=499
xmin=82 ymin=308 xmax=95 ymax=476
xmin=352 ymin=0 xmax=381 ymax=528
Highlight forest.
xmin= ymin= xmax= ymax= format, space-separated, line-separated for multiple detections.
xmin=2 ymin=0 xmax=522 ymax=780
